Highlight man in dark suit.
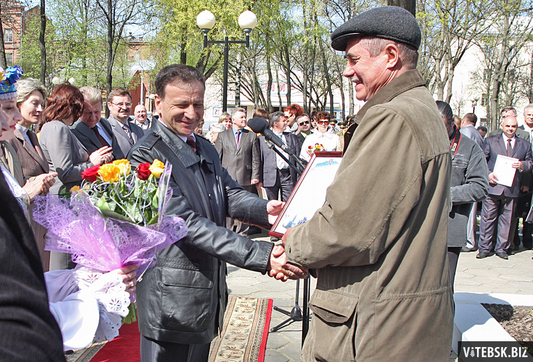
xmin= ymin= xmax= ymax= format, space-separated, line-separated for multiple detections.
xmin=71 ymin=86 xmax=125 ymax=160
xmin=478 ymin=115 xmax=533 ymax=260
xmin=258 ymin=111 xmax=300 ymax=202
xmin=215 ymin=107 xmax=260 ymax=235
xmin=107 ymin=89 xmax=144 ymax=156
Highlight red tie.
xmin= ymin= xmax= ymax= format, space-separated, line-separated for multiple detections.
xmin=186 ymin=135 xmax=197 ymax=153
xmin=507 ymin=139 xmax=513 ymax=157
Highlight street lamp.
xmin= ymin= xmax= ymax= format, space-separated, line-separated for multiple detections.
xmin=197 ymin=10 xmax=257 ymax=112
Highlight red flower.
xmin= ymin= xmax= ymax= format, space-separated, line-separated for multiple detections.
xmin=81 ymin=165 xmax=101 ymax=183
xmin=137 ymin=163 xmax=151 ymax=180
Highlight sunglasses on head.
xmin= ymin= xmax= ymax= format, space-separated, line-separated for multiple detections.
xmin=299 ymin=120 xmax=310 ymax=126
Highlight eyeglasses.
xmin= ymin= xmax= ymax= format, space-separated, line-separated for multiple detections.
xmin=317 ymin=120 xmax=329 ymax=124
xmin=299 ymin=120 xmax=310 ymax=126
xmin=110 ymin=101 xmax=132 ymax=108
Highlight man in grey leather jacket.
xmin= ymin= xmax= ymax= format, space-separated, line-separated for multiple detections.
xmin=437 ymin=100 xmax=489 ymax=287
xmin=128 ymin=64 xmax=305 ymax=362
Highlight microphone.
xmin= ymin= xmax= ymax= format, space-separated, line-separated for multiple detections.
xmin=247 ymin=117 xmax=293 ymax=154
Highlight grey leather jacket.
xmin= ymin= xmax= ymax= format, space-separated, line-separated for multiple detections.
xmin=448 ymin=130 xmax=489 ymax=247
xmin=128 ymin=121 xmax=273 ymax=344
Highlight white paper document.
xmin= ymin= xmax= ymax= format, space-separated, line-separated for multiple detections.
xmin=493 ymin=155 xmax=517 ymax=187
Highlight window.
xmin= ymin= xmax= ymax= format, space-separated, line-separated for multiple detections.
xmin=4 ymin=29 xmax=13 ymax=43
xmin=6 ymin=53 xmax=13 ymax=66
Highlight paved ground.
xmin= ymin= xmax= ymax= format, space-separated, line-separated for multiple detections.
xmin=225 ymin=231 xmax=533 ymax=362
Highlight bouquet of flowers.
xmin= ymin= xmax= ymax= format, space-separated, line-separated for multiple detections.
xmin=306 ymin=143 xmax=325 ymax=156
xmin=33 ymin=159 xmax=187 ymax=330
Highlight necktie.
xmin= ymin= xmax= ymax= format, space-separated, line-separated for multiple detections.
xmin=507 ymin=139 xmax=513 ymax=157
xmin=186 ymin=135 xmax=197 ymax=153
xmin=235 ymin=130 xmax=241 ymax=148
xmin=122 ymin=124 xmax=134 ymax=143
xmin=92 ymin=126 xmax=110 ymax=147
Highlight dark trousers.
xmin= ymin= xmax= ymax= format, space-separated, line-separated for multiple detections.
xmin=140 ymin=334 xmax=210 ymax=362
xmin=265 ymin=168 xmax=294 ymax=202
xmin=478 ymin=194 xmax=515 ymax=254
xmin=447 ymin=247 xmax=461 ymax=293
xmin=511 ymin=191 xmax=532 ymax=249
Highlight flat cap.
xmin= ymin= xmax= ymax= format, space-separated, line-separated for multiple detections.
xmin=331 ymin=6 xmax=421 ymax=51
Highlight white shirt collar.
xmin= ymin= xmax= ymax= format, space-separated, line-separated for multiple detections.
xmin=15 ymin=123 xmax=28 ymax=134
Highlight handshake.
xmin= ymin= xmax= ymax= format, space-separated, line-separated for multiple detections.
xmin=267 ymin=244 xmax=307 ymax=281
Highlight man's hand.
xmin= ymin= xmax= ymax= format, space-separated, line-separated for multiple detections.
xmin=267 ymin=244 xmax=307 ymax=281
xmin=489 ymin=172 xmax=498 ymax=184
xmin=521 ymin=185 xmax=530 ymax=192
xmin=251 ymin=178 xmax=259 ymax=185
xmin=512 ymin=160 xmax=523 ymax=170
xmin=267 ymin=200 xmax=285 ymax=224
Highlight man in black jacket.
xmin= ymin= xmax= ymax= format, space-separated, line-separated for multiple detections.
xmin=0 ymin=171 xmax=65 ymax=361
xmin=128 ymin=64 xmax=306 ymax=362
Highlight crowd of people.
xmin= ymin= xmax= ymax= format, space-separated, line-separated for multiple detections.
xmin=1 ymin=5 xmax=531 ymax=362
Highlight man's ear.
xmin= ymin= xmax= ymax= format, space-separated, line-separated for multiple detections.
xmin=384 ymin=43 xmax=401 ymax=69
xmin=154 ymin=95 xmax=163 ymax=115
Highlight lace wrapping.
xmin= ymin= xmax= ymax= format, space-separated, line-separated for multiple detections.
xmin=33 ymin=193 xmax=188 ymax=272
xmin=74 ymin=266 xmax=130 ymax=343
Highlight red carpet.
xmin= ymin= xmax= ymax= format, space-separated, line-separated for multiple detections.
xmin=90 ymin=322 xmax=140 ymax=362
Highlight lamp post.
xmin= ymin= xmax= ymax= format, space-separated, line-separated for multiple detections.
xmin=197 ymin=10 xmax=257 ymax=112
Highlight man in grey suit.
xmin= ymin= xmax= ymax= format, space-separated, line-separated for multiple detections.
xmin=71 ymin=86 xmax=124 ymax=160
xmin=460 ymin=113 xmax=484 ymax=147
xmin=107 ymin=89 xmax=144 ymax=156
xmin=478 ymin=115 xmax=533 ymax=260
xmin=215 ymin=107 xmax=261 ymax=235
xmin=258 ymin=111 xmax=300 ymax=202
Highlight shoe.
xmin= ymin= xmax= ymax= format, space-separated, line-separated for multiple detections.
xmin=462 ymin=246 xmax=477 ymax=252
xmin=247 ymin=226 xmax=262 ymax=235
xmin=476 ymin=252 xmax=490 ymax=259
xmin=495 ymin=251 xmax=509 ymax=260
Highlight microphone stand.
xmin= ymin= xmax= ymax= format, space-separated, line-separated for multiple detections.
xmin=266 ymin=140 xmax=311 ymax=343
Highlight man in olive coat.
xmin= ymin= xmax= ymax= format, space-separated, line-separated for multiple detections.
xmin=283 ymin=7 xmax=454 ymax=361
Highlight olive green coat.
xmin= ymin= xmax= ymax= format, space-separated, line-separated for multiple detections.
xmin=285 ymin=70 xmax=454 ymax=362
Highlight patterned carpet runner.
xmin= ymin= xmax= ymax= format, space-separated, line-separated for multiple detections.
xmin=67 ymin=296 xmax=273 ymax=362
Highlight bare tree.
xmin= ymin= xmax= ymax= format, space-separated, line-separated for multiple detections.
xmin=39 ymin=0 xmax=46 ymax=83
xmin=473 ymin=0 xmax=533 ymax=128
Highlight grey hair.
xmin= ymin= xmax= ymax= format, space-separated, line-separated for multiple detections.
xmin=231 ymin=107 xmax=246 ymax=119
xmin=79 ymin=86 xmax=102 ymax=104
xmin=16 ymin=78 xmax=46 ymax=105
xmin=524 ymin=104 xmax=533 ymax=115
xmin=269 ymin=111 xmax=285 ymax=127
xmin=358 ymin=36 xmax=418 ymax=68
